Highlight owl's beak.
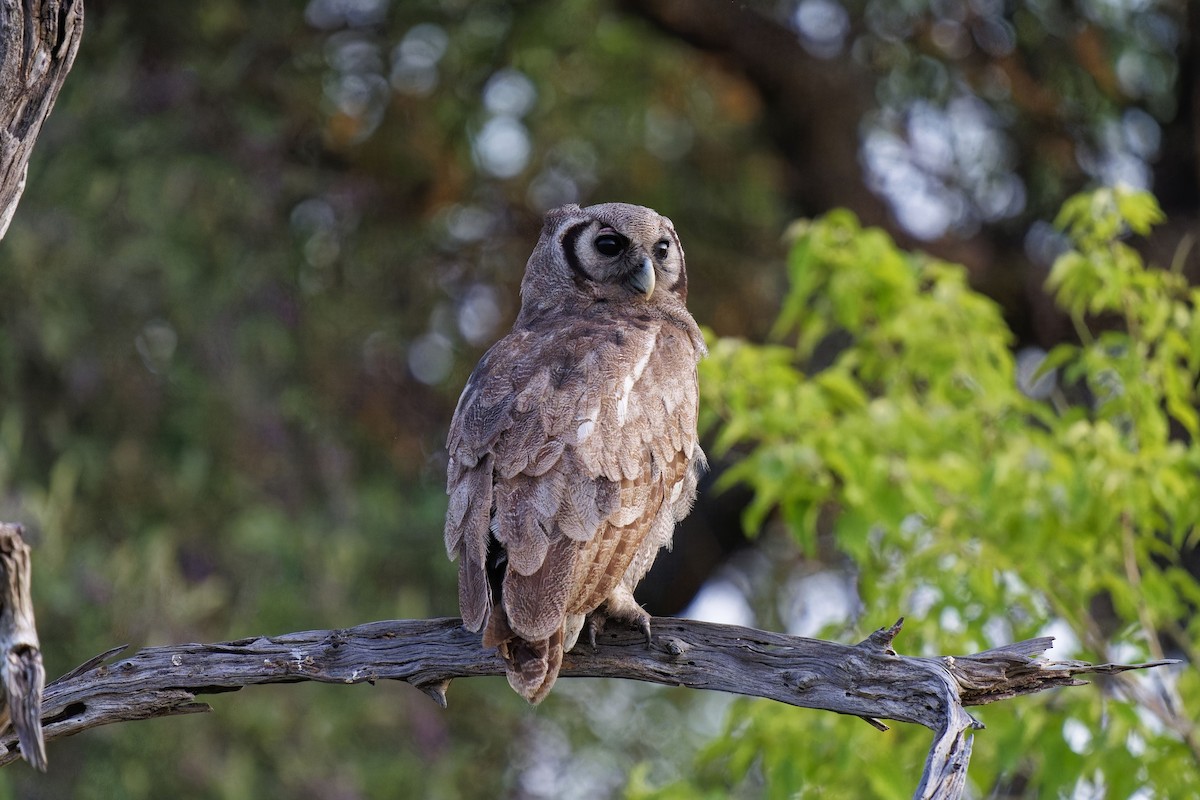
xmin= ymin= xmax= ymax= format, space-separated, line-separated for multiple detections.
xmin=626 ymin=256 xmax=656 ymax=297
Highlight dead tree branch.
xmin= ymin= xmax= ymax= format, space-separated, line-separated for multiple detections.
xmin=0 ymin=1 xmax=84 ymax=752
xmin=0 ymin=0 xmax=85 ymax=240
xmin=0 ymin=616 xmax=1174 ymax=799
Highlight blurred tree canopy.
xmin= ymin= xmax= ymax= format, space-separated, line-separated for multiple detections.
xmin=0 ymin=0 xmax=1195 ymax=797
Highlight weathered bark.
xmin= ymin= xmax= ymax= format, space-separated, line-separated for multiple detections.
xmin=0 ymin=0 xmax=84 ymax=240
xmin=0 ymin=524 xmax=45 ymax=771
xmin=0 ymin=615 xmax=1172 ymax=800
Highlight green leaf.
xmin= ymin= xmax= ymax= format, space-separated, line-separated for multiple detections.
xmin=1114 ymin=185 xmax=1165 ymax=235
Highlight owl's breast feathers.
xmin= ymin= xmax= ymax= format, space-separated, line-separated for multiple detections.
xmin=444 ymin=312 xmax=704 ymax=701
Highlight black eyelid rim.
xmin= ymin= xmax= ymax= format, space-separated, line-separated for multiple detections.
xmin=594 ymin=232 xmax=626 ymax=255
xmin=654 ymin=239 xmax=670 ymax=257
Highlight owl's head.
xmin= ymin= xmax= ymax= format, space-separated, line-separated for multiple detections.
xmin=519 ymin=203 xmax=689 ymax=316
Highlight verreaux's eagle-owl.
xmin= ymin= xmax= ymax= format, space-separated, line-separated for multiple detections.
xmin=444 ymin=202 xmax=705 ymax=703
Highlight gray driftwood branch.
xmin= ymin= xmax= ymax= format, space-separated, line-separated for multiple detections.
xmin=0 ymin=0 xmax=85 ymax=240
xmin=0 ymin=616 xmax=1174 ymax=799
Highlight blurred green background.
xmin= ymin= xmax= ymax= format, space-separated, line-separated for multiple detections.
xmin=0 ymin=0 xmax=1195 ymax=797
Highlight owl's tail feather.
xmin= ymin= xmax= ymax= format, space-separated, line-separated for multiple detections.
xmin=483 ymin=608 xmax=564 ymax=705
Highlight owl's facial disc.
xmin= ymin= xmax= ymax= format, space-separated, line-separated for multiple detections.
xmin=589 ymin=226 xmax=655 ymax=298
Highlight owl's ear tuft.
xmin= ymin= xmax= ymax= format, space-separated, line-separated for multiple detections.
xmin=542 ymin=204 xmax=582 ymax=231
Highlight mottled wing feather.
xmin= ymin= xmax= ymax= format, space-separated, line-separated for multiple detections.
xmin=568 ymin=475 xmax=663 ymax=612
xmin=458 ymin=547 xmax=490 ymax=633
xmin=445 ymin=335 xmax=527 ymax=632
xmin=502 ymin=535 xmax=578 ymax=641
xmin=568 ymin=443 xmax=692 ymax=613
xmin=445 ymin=331 xmax=600 ymax=634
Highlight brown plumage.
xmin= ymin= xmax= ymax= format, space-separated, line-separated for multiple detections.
xmin=444 ymin=202 xmax=705 ymax=703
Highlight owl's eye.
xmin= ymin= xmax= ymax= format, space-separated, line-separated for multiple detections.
xmin=594 ymin=234 xmax=624 ymax=257
xmin=654 ymin=240 xmax=670 ymax=260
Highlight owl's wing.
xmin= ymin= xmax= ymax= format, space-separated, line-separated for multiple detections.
xmin=445 ymin=324 xmax=700 ymax=641
xmin=444 ymin=331 xmax=530 ymax=634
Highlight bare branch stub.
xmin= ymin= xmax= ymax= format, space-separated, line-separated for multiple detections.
xmin=0 ymin=524 xmax=46 ymax=771
xmin=0 ymin=0 xmax=86 ymax=240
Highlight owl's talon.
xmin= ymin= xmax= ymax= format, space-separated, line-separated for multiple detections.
xmin=640 ymin=617 xmax=652 ymax=645
xmin=586 ymin=611 xmax=607 ymax=650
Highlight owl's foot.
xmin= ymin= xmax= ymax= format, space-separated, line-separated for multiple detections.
xmin=587 ymin=587 xmax=652 ymax=648
xmin=585 ymin=608 xmax=652 ymax=648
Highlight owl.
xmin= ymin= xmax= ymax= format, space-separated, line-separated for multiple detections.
xmin=444 ymin=202 xmax=706 ymax=704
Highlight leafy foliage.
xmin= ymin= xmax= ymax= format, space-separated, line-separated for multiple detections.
xmin=640 ymin=188 xmax=1199 ymax=797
